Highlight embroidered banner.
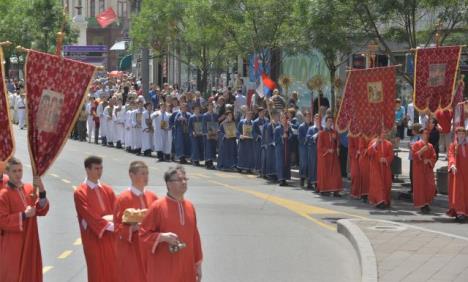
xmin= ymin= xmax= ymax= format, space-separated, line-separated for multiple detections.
xmin=0 ymin=47 xmax=15 ymax=161
xmin=336 ymin=66 xmax=396 ymax=137
xmin=25 ymin=50 xmax=96 ymax=176
xmin=413 ymin=46 xmax=462 ymax=112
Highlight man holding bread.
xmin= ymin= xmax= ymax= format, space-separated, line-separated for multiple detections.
xmin=140 ymin=165 xmax=203 ymax=282
xmin=114 ymin=161 xmax=158 ymax=282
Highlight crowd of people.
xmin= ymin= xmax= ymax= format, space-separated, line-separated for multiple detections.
xmin=72 ymin=74 xmax=467 ymax=221
xmin=0 ymin=157 xmax=202 ymax=282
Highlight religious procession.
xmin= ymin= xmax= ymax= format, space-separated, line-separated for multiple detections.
xmin=1 ymin=0 xmax=468 ymax=281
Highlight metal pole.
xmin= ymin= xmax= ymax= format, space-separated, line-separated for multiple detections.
xmin=142 ymin=47 xmax=150 ymax=99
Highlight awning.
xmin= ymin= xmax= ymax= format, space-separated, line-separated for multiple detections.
xmin=110 ymin=41 xmax=127 ymax=51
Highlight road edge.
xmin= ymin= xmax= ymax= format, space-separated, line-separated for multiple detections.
xmin=337 ymin=219 xmax=378 ymax=282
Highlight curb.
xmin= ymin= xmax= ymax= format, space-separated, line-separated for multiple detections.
xmin=337 ymin=219 xmax=378 ymax=282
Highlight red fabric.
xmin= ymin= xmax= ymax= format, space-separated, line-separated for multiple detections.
xmin=414 ymin=46 xmax=462 ymax=113
xmin=435 ymin=109 xmax=453 ymax=133
xmin=114 ymin=189 xmax=158 ymax=282
xmin=316 ymin=130 xmax=343 ymax=192
xmin=336 ymin=66 xmax=396 ymax=137
xmin=96 ymin=7 xmax=118 ymax=28
xmin=350 ymin=137 xmax=371 ymax=198
xmin=0 ymin=48 xmax=14 ymax=161
xmin=0 ymin=183 xmax=49 ymax=282
xmin=25 ymin=50 xmax=96 ymax=176
xmin=411 ymin=141 xmax=437 ymax=208
xmin=447 ymin=142 xmax=468 ymax=216
xmin=261 ymin=73 xmax=277 ymax=92
xmin=349 ymin=136 xmax=360 ymax=198
xmin=1 ymin=174 xmax=8 ymax=189
xmin=140 ymin=197 xmax=203 ymax=282
xmin=74 ymin=183 xmax=117 ymax=282
xmin=367 ymin=139 xmax=394 ymax=206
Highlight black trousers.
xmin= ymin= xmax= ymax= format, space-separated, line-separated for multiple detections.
xmin=340 ymin=144 xmax=348 ymax=178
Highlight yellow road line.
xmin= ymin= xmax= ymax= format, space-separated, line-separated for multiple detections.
xmin=246 ymin=175 xmax=256 ymax=178
xmin=42 ymin=266 xmax=54 ymax=274
xmin=57 ymin=250 xmax=73 ymax=259
xmin=62 ymin=179 xmax=71 ymax=184
xmin=208 ymin=180 xmax=366 ymax=231
xmin=49 ymin=173 xmax=59 ymax=178
xmin=73 ymin=238 xmax=82 ymax=245
xmin=192 ymin=173 xmax=211 ymax=179
xmin=214 ymin=172 xmax=237 ymax=178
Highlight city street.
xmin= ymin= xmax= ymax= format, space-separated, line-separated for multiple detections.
xmin=10 ymin=124 xmax=468 ymax=282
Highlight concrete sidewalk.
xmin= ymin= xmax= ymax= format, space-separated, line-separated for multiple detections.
xmin=338 ymin=219 xmax=468 ymax=282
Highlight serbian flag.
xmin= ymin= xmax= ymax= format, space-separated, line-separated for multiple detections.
xmin=96 ymin=7 xmax=118 ymax=28
xmin=25 ymin=50 xmax=97 ymax=176
xmin=0 ymin=47 xmax=15 ymax=162
xmin=256 ymin=73 xmax=276 ymax=98
xmin=413 ymin=46 xmax=462 ymax=113
xmin=336 ymin=66 xmax=397 ymax=138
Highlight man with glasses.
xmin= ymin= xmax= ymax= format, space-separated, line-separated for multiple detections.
xmin=140 ymin=165 xmax=203 ymax=281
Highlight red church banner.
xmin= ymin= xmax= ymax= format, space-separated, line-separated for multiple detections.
xmin=25 ymin=50 xmax=97 ymax=176
xmin=0 ymin=47 xmax=15 ymax=161
xmin=336 ymin=66 xmax=396 ymax=137
xmin=413 ymin=46 xmax=462 ymax=113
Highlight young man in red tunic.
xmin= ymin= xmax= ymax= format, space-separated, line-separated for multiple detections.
xmin=411 ymin=128 xmax=437 ymax=213
xmin=114 ymin=161 xmax=158 ymax=282
xmin=317 ymin=116 xmax=342 ymax=196
xmin=367 ymin=132 xmax=394 ymax=209
xmin=0 ymin=157 xmax=49 ymax=282
xmin=74 ymin=156 xmax=118 ymax=282
xmin=140 ymin=165 xmax=203 ymax=282
xmin=447 ymin=127 xmax=468 ymax=222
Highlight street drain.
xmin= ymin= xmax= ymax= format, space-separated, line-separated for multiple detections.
xmin=368 ymin=225 xmax=406 ymax=232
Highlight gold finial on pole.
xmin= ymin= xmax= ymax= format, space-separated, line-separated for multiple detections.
xmin=434 ymin=20 xmax=443 ymax=48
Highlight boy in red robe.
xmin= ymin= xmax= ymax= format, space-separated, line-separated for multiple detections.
xmin=367 ymin=132 xmax=394 ymax=209
xmin=140 ymin=165 xmax=203 ymax=282
xmin=74 ymin=156 xmax=118 ymax=282
xmin=411 ymin=128 xmax=437 ymax=213
xmin=0 ymin=157 xmax=49 ymax=282
xmin=114 ymin=161 xmax=158 ymax=282
xmin=447 ymin=127 xmax=468 ymax=222
xmin=317 ymin=116 xmax=343 ymax=196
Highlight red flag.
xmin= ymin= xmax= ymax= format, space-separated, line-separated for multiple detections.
xmin=25 ymin=50 xmax=97 ymax=176
xmin=336 ymin=66 xmax=397 ymax=138
xmin=413 ymin=46 xmax=462 ymax=113
xmin=96 ymin=7 xmax=118 ymax=28
xmin=0 ymin=47 xmax=15 ymax=161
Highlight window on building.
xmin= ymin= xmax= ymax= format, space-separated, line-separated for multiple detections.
xmin=99 ymin=0 xmax=105 ymax=12
xmin=90 ymin=0 xmax=95 ymax=17
xmin=118 ymin=0 xmax=127 ymax=17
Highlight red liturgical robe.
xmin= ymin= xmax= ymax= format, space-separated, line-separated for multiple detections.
xmin=140 ymin=196 xmax=203 ymax=282
xmin=1 ymin=174 xmax=8 ymax=189
xmin=114 ymin=188 xmax=158 ymax=282
xmin=411 ymin=141 xmax=437 ymax=208
xmin=367 ymin=139 xmax=394 ymax=206
xmin=317 ymin=129 xmax=343 ymax=192
xmin=357 ymin=138 xmax=371 ymax=197
xmin=74 ymin=182 xmax=118 ymax=282
xmin=349 ymin=136 xmax=361 ymax=198
xmin=0 ymin=183 xmax=49 ymax=282
xmin=447 ymin=142 xmax=468 ymax=217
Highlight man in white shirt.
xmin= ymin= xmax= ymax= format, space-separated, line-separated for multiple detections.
xmin=16 ymin=93 xmax=26 ymax=129
xmin=85 ymin=96 xmax=95 ymax=143
xmin=234 ymin=89 xmax=247 ymax=123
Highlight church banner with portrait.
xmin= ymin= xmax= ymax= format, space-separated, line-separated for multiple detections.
xmin=336 ymin=66 xmax=397 ymax=137
xmin=25 ymin=50 xmax=97 ymax=176
xmin=413 ymin=46 xmax=462 ymax=113
xmin=0 ymin=46 xmax=15 ymax=161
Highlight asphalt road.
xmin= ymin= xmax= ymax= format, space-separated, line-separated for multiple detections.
xmin=10 ymin=125 xmax=468 ymax=282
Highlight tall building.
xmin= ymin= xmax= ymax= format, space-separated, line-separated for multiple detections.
xmin=62 ymin=0 xmax=130 ymax=69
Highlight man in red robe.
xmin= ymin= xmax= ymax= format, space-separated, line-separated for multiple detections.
xmin=349 ymin=135 xmax=360 ymax=198
xmin=317 ymin=116 xmax=342 ymax=196
xmin=114 ymin=161 xmax=158 ymax=282
xmin=367 ymin=132 xmax=394 ymax=209
xmin=74 ymin=156 xmax=118 ymax=282
xmin=447 ymin=127 xmax=468 ymax=222
xmin=0 ymin=157 xmax=49 ymax=282
xmin=140 ymin=165 xmax=203 ymax=282
xmin=411 ymin=128 xmax=437 ymax=213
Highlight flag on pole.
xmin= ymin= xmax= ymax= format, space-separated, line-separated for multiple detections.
xmin=25 ymin=50 xmax=97 ymax=176
xmin=413 ymin=46 xmax=462 ymax=113
xmin=0 ymin=46 xmax=15 ymax=161
xmin=336 ymin=66 xmax=397 ymax=137
xmin=256 ymin=73 xmax=276 ymax=98
xmin=96 ymin=7 xmax=118 ymax=28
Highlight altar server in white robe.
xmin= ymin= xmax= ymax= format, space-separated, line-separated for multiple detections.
xmin=152 ymin=102 xmax=172 ymax=161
